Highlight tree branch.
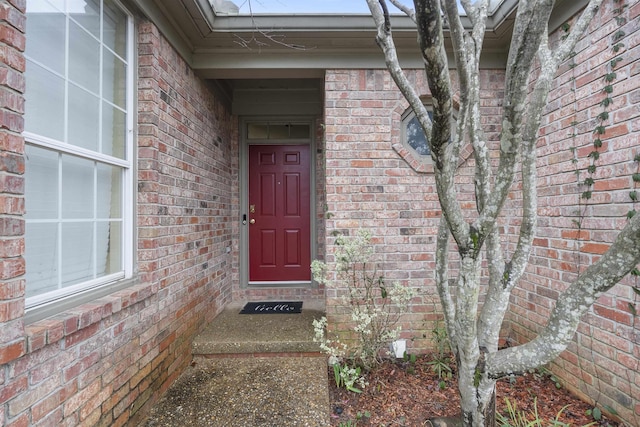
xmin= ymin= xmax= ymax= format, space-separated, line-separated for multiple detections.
xmin=488 ymin=212 xmax=640 ymax=378
xmin=474 ymin=0 xmax=555 ymax=242
xmin=367 ymin=0 xmax=470 ymax=247
xmin=435 ymin=215 xmax=457 ymax=348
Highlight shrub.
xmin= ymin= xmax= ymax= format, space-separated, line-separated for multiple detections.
xmin=312 ymin=230 xmax=415 ymax=372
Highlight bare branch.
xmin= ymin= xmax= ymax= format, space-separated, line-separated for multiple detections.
xmin=488 ymin=212 xmax=640 ymax=378
xmin=473 ymin=0 xmax=555 ymax=243
xmin=435 ymin=216 xmax=457 ymax=348
xmin=388 ymin=0 xmax=415 ymax=22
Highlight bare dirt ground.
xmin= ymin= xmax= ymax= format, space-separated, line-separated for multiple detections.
xmin=328 ymin=356 xmax=621 ymax=426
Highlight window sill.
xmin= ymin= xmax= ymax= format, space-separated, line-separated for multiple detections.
xmin=24 ymin=279 xmax=154 ymax=354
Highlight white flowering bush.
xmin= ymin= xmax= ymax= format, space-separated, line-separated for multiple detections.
xmin=312 ymin=230 xmax=415 ymax=373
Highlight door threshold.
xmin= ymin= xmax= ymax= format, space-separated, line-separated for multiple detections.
xmin=248 ymin=281 xmax=313 ymax=287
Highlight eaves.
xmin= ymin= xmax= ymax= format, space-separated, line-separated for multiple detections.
xmin=129 ymin=0 xmax=591 ymax=78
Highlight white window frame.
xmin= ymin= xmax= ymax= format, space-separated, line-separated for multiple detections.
xmin=23 ymin=0 xmax=135 ymax=318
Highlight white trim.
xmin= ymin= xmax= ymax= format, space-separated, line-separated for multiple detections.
xmin=26 ymin=272 xmax=126 ymax=308
xmin=23 ymin=132 xmax=131 ymax=168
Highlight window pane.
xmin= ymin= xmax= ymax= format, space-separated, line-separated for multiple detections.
xmin=102 ymin=103 xmax=126 ymax=158
xmin=247 ymin=124 xmax=269 ymax=139
xmin=25 ymin=145 xmax=58 ymax=219
xmin=25 ymin=3 xmax=65 ymax=74
xmin=406 ymin=115 xmax=430 ymax=156
xmin=289 ymin=124 xmax=310 ymax=138
xmin=24 ymin=61 xmax=65 ymax=140
xmin=103 ymin=0 xmax=128 ymax=58
xmin=24 ymin=223 xmax=59 ymax=298
xmin=97 ymin=163 xmax=121 ymax=218
xmin=268 ymin=124 xmax=289 ymax=139
xmin=62 ymin=155 xmax=94 ymax=219
xmin=68 ymin=0 xmax=100 ymax=38
xmin=69 ymin=21 xmax=100 ymax=93
xmin=97 ymin=221 xmax=121 ymax=277
xmin=103 ymin=50 xmax=127 ymax=108
xmin=68 ymin=84 xmax=100 ymax=150
xmin=62 ymin=222 xmax=94 ymax=286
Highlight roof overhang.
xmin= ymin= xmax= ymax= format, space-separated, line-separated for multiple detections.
xmin=129 ymin=0 xmax=590 ymax=80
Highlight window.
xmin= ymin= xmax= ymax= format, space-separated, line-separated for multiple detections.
xmin=401 ymin=109 xmax=433 ymax=160
xmin=24 ymin=0 xmax=133 ymax=309
xmin=247 ymin=122 xmax=311 ymax=140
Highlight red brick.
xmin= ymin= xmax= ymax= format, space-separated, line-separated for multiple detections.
xmin=0 ymin=131 xmax=23 ymax=152
xmin=0 ymin=278 xmax=23 ymax=298
xmin=580 ymin=242 xmax=610 ymax=254
xmin=63 ymin=352 xmax=101 ymax=382
xmin=0 ymin=67 xmax=25 ymax=93
xmin=0 ymin=339 xmax=24 ymax=363
xmin=0 ymin=109 xmax=24 ymax=132
xmin=64 ymin=323 xmax=100 ymax=348
xmin=0 ymin=257 xmax=25 ymax=279
xmin=63 ymin=378 xmax=101 ymax=417
xmin=0 ymin=2 xmax=26 ymax=32
xmin=0 ymin=195 xmax=24 ymax=214
xmin=0 ymin=22 xmax=25 ymax=50
xmin=5 ymin=413 xmax=28 ymax=427
xmin=6 ymin=1 xmax=26 ymax=14
xmin=26 ymin=324 xmax=47 ymax=352
xmin=0 ymin=375 xmax=27 ymax=402
xmin=593 ymin=177 xmax=632 ymax=191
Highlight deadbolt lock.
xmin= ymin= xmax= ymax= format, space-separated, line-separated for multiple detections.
xmin=249 ymin=205 xmax=255 ymax=213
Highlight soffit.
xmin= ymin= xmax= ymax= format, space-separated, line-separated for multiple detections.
xmin=132 ymin=0 xmax=516 ymax=79
xmin=130 ymin=0 xmax=587 ymax=81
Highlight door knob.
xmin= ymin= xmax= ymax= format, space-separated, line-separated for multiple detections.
xmin=250 ymin=219 xmax=256 ymax=224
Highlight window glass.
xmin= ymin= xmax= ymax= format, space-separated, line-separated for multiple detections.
xmin=406 ymin=115 xmax=430 ymax=156
xmin=24 ymin=223 xmax=59 ymax=298
xmin=68 ymin=0 xmax=100 ymax=38
xmin=97 ymin=163 xmax=121 ymax=218
xmin=103 ymin=51 xmax=127 ymax=109
xmin=97 ymin=221 xmax=122 ymax=276
xmin=69 ymin=21 xmax=100 ymax=93
xmin=25 ymin=5 xmax=65 ymax=74
xmin=62 ymin=222 xmax=94 ymax=286
xmin=24 ymin=145 xmax=58 ymax=220
xmin=246 ymin=123 xmax=311 ymax=140
xmin=24 ymin=0 xmax=132 ymax=307
xmin=289 ymin=124 xmax=310 ymax=138
xmin=68 ymin=84 xmax=100 ymax=150
xmin=24 ymin=62 xmax=65 ymax=140
xmin=103 ymin=103 xmax=126 ymax=158
xmin=61 ymin=155 xmax=94 ymax=219
xmin=103 ymin=0 xmax=128 ymax=58
xmin=247 ymin=124 xmax=269 ymax=139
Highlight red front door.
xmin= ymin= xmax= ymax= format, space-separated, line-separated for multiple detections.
xmin=248 ymin=145 xmax=311 ymax=282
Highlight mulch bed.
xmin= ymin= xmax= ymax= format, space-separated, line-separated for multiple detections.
xmin=328 ymin=356 xmax=621 ymax=426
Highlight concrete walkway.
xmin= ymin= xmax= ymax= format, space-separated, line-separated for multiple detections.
xmin=140 ymin=303 xmax=330 ymax=426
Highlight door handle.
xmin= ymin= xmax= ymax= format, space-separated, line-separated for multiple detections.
xmin=250 ymin=219 xmax=256 ymax=224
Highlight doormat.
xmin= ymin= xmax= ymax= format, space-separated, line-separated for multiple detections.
xmin=239 ymin=301 xmax=303 ymax=314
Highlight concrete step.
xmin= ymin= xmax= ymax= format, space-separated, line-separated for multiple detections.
xmin=192 ymin=302 xmax=325 ymax=357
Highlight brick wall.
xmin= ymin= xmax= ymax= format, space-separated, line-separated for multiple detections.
xmin=0 ymin=9 xmax=236 ymax=427
xmin=0 ymin=0 xmax=26 ymax=376
xmin=507 ymin=1 xmax=640 ymax=422
xmin=323 ymin=69 xmax=504 ymax=352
